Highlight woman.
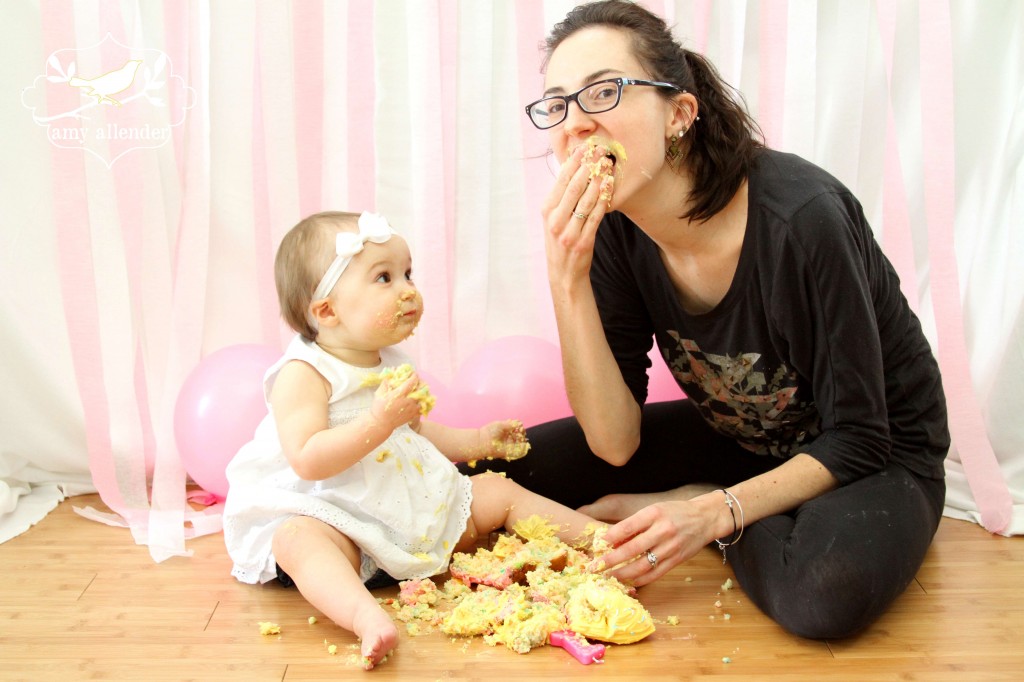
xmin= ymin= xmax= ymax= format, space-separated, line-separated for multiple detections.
xmin=481 ymin=0 xmax=949 ymax=639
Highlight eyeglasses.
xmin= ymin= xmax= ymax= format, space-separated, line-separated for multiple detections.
xmin=525 ymin=77 xmax=682 ymax=130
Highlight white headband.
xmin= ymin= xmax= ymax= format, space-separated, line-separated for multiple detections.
xmin=311 ymin=212 xmax=395 ymax=302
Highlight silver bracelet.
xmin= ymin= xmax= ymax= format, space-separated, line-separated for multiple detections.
xmin=714 ymin=489 xmax=744 ymax=564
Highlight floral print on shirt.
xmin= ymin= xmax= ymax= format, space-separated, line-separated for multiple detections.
xmin=663 ymin=331 xmax=820 ymax=458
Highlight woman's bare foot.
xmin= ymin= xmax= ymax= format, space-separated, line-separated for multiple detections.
xmin=352 ymin=603 xmax=398 ymax=670
xmin=577 ymin=483 xmax=719 ymax=522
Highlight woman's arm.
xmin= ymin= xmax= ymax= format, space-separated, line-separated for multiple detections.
xmin=598 ymin=453 xmax=838 ymax=586
xmin=544 ymin=148 xmax=643 ymax=465
xmin=550 ymin=280 xmax=643 ymax=464
xmin=271 ymin=360 xmax=419 ymax=480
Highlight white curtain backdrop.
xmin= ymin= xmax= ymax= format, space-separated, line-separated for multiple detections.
xmin=1 ymin=0 xmax=1020 ymax=560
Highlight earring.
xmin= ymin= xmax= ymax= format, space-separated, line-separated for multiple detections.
xmin=666 ymin=127 xmax=686 ymax=160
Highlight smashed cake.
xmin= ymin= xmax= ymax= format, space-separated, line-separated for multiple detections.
xmin=385 ymin=516 xmax=655 ymax=656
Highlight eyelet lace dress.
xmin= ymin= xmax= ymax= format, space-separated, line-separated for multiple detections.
xmin=223 ymin=336 xmax=473 ymax=584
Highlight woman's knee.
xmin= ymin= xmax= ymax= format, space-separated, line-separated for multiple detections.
xmin=735 ymin=531 xmax=918 ymax=640
xmin=732 ymin=510 xmax=927 ymax=638
xmin=762 ymin=559 xmax=910 ymax=639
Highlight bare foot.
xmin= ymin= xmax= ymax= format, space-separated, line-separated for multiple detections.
xmin=353 ymin=604 xmax=398 ymax=670
xmin=577 ymin=483 xmax=719 ymax=522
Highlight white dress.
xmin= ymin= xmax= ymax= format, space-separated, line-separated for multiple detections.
xmin=223 ymin=336 xmax=474 ymax=584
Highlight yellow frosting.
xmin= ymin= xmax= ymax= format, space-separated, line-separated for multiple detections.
xmin=389 ymin=516 xmax=655 ymax=655
xmin=511 ymin=515 xmax=559 ymax=542
xmin=362 ymin=363 xmax=436 ymax=416
xmin=566 ymin=578 xmax=656 ymax=644
xmin=442 ymin=516 xmax=653 ymax=651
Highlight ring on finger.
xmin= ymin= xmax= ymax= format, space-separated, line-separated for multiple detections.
xmin=572 ymin=211 xmax=589 ymax=220
xmin=646 ymin=550 xmax=658 ymax=569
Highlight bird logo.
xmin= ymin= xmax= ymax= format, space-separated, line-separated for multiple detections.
xmin=68 ymin=59 xmax=143 ymax=106
xmin=23 ymin=33 xmax=197 ymax=167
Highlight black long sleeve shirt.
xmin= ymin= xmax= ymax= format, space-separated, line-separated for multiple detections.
xmin=590 ymin=150 xmax=949 ymax=485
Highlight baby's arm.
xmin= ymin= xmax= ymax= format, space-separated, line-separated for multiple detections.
xmin=271 ymin=359 xmax=420 ymax=480
xmin=416 ymin=419 xmax=530 ymax=464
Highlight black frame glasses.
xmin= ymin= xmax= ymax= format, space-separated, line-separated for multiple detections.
xmin=525 ymin=77 xmax=682 ymax=130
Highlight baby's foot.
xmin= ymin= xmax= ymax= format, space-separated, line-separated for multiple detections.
xmin=577 ymin=484 xmax=719 ymax=522
xmin=354 ymin=605 xmax=398 ymax=670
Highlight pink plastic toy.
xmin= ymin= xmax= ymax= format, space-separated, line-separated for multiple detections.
xmin=550 ymin=630 xmax=606 ymax=665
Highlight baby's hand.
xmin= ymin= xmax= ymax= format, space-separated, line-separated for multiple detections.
xmin=370 ymin=373 xmax=422 ymax=431
xmin=480 ymin=419 xmax=531 ymax=461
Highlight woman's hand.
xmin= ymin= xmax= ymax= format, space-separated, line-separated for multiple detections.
xmin=542 ymin=144 xmax=615 ymax=292
xmin=596 ymin=500 xmax=716 ymax=587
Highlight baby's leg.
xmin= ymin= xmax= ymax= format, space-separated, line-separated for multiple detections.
xmin=272 ymin=516 xmax=396 ymax=669
xmin=456 ymin=473 xmax=600 ymax=552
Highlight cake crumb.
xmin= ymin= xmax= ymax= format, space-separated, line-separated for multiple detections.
xmin=258 ymin=621 xmax=281 ymax=636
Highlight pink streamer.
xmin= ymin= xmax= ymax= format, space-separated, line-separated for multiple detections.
xmin=643 ymin=0 xmax=666 ymax=24
xmin=439 ymin=0 xmax=458 ymax=255
xmin=150 ymin=0 xmax=217 ymax=558
xmin=346 ymin=1 xmax=376 ymax=208
xmin=41 ymin=0 xmax=132 ymax=529
xmin=690 ymin=0 xmax=713 ymax=54
xmin=876 ymin=3 xmax=920 ymax=310
xmin=250 ymin=31 xmax=281 ymax=345
xmin=102 ymin=0 xmax=187 ymax=557
xmin=106 ymin=36 xmax=155 ymax=477
xmin=162 ymin=0 xmax=189 ymax=185
xmin=291 ymin=0 xmax=325 ymax=217
xmin=423 ymin=0 xmax=458 ymax=373
xmin=918 ymin=6 xmax=1011 ymax=533
xmin=512 ymin=0 xmax=547 ymax=210
xmin=515 ymin=1 xmax=558 ymax=339
xmin=756 ymin=1 xmax=788 ymax=148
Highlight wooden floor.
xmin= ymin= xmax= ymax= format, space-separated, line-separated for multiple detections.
xmin=2 ymin=494 xmax=1022 ymax=681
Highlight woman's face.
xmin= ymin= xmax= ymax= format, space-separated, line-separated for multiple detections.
xmin=543 ymin=26 xmax=681 ymax=209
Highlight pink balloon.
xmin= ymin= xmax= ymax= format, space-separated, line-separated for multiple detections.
xmin=647 ymin=342 xmax=683 ymax=403
xmin=174 ymin=344 xmax=280 ymax=499
xmin=444 ymin=336 xmax=573 ymax=428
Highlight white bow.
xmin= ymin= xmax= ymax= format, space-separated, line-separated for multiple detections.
xmin=307 ymin=210 xmax=395 ymax=307
xmin=311 ymin=212 xmax=395 ymax=303
xmin=333 ymin=212 xmax=394 ymax=261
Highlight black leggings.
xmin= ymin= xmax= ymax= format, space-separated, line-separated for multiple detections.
xmin=469 ymin=399 xmax=945 ymax=639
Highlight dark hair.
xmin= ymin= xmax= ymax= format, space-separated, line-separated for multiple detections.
xmin=543 ymin=0 xmax=764 ymax=222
